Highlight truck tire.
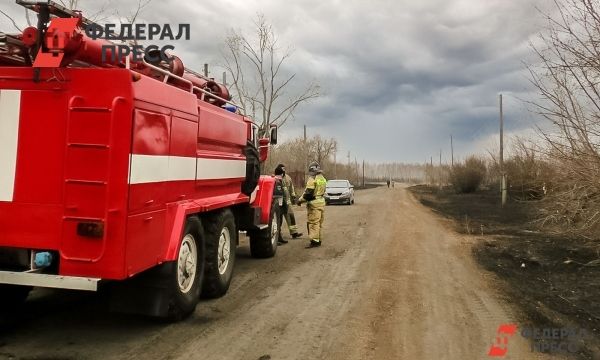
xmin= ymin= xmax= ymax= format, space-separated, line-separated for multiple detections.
xmin=201 ymin=209 xmax=237 ymax=299
xmin=241 ymin=142 xmax=260 ymax=196
xmin=165 ymin=216 xmax=205 ymax=321
xmin=249 ymin=201 xmax=280 ymax=258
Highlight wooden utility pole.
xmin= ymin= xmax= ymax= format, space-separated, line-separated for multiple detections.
xmin=450 ymin=135 xmax=454 ymax=167
xmin=500 ymin=94 xmax=504 ymax=170
xmin=439 ymin=149 xmax=442 ymax=188
xmin=333 ymin=144 xmax=337 ymax=179
xmin=304 ymin=125 xmax=308 ymax=182
xmin=362 ymin=160 xmax=365 ymax=187
xmin=354 ymin=157 xmax=358 ymax=185
xmin=500 ymin=94 xmax=507 ymax=207
xmin=430 ymin=156 xmax=433 ymax=185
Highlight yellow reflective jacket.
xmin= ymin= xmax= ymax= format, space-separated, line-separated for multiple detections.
xmin=303 ymin=174 xmax=327 ymax=206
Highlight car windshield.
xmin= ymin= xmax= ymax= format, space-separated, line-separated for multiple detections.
xmin=327 ymin=180 xmax=349 ymax=188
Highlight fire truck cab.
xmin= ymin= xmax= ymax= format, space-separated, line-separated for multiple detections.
xmin=0 ymin=1 xmax=281 ymax=320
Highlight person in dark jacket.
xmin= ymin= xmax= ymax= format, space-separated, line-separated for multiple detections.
xmin=274 ymin=164 xmax=303 ymax=242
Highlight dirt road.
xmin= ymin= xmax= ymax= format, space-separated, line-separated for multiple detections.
xmin=0 ymin=187 xmax=558 ymax=359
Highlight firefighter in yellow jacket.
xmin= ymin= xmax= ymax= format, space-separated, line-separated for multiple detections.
xmin=298 ymin=161 xmax=327 ymax=248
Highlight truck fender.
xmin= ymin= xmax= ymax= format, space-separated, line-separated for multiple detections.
xmin=254 ymin=176 xmax=276 ymax=224
xmin=162 ymin=192 xmax=250 ymax=262
xmin=162 ymin=203 xmax=191 ymax=262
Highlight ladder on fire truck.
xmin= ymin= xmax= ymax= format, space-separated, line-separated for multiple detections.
xmin=61 ymin=97 xmax=124 ymax=263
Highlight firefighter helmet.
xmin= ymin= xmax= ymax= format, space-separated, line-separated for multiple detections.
xmin=308 ymin=161 xmax=322 ymax=174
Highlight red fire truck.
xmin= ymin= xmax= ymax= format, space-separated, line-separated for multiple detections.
xmin=0 ymin=1 xmax=281 ymax=320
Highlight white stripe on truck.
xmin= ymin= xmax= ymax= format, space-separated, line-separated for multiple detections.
xmin=196 ymin=157 xmax=246 ymax=180
xmin=0 ymin=90 xmax=21 ymax=202
xmin=129 ymin=155 xmax=246 ymax=184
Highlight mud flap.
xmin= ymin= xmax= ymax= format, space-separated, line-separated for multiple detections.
xmin=108 ymin=262 xmax=176 ymax=318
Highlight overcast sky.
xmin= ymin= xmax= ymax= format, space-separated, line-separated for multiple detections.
xmin=1 ymin=0 xmax=551 ymax=163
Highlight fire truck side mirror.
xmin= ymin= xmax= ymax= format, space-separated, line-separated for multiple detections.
xmin=258 ymin=137 xmax=270 ymax=162
xmin=269 ymin=125 xmax=278 ymax=145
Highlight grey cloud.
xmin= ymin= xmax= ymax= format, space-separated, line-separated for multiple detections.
xmin=0 ymin=0 xmax=552 ymax=162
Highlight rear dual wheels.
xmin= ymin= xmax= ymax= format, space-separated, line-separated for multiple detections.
xmin=120 ymin=212 xmax=238 ymax=322
xmin=166 ymin=210 xmax=239 ymax=318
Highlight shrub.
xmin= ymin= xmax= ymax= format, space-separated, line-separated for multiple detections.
xmin=450 ymin=156 xmax=487 ymax=193
xmin=504 ymin=157 xmax=554 ymax=200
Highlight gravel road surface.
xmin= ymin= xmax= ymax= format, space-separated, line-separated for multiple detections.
xmin=0 ymin=187 xmax=558 ymax=359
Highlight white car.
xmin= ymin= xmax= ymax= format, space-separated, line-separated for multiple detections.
xmin=324 ymin=179 xmax=355 ymax=205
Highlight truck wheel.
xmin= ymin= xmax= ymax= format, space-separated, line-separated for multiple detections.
xmin=201 ymin=209 xmax=236 ymax=299
xmin=0 ymin=285 xmax=31 ymax=307
xmin=249 ymin=201 xmax=280 ymax=258
xmin=166 ymin=216 xmax=204 ymax=321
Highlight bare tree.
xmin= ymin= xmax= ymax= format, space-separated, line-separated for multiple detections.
xmin=0 ymin=9 xmax=23 ymax=32
xmin=116 ymin=0 xmax=153 ymax=26
xmin=313 ymin=136 xmax=337 ymax=166
xmin=530 ymin=0 xmax=600 ymax=235
xmin=266 ymin=135 xmax=335 ymax=172
xmin=222 ymin=15 xmax=320 ymax=135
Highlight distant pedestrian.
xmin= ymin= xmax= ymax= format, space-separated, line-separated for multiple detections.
xmin=387 ymin=180 xmax=390 ymax=188
xmin=298 ymin=161 xmax=327 ymax=248
xmin=274 ymin=164 xmax=303 ymax=242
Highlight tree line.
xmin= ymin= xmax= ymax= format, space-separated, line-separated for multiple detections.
xmin=264 ymin=134 xmax=427 ymax=188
